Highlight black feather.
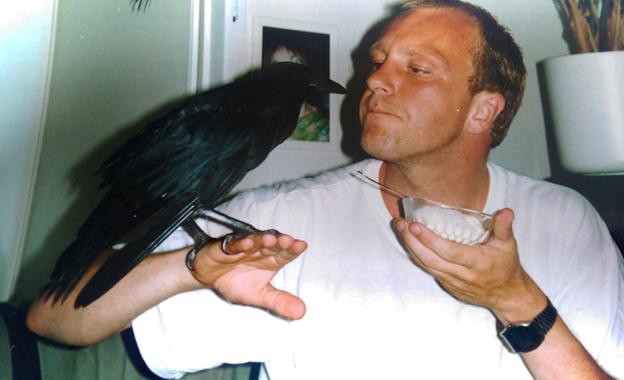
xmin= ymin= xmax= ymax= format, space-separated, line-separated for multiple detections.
xmin=43 ymin=62 xmax=346 ymax=307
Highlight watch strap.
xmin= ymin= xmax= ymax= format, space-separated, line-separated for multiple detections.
xmin=532 ymin=298 xmax=558 ymax=336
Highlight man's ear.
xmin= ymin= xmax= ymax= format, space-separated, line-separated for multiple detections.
xmin=465 ymin=91 xmax=505 ymax=134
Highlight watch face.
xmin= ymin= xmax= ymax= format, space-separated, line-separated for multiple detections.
xmin=499 ymin=324 xmax=544 ymax=353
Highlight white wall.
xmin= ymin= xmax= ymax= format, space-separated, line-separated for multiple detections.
xmin=0 ymin=1 xmax=55 ymax=301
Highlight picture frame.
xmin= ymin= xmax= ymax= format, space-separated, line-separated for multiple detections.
xmin=252 ymin=16 xmax=340 ymax=152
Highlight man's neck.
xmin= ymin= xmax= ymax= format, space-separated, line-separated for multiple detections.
xmin=380 ymin=158 xmax=490 ymax=218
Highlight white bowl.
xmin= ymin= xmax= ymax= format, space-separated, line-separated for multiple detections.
xmin=401 ymin=197 xmax=493 ymax=245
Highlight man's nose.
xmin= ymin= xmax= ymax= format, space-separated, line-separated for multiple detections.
xmin=365 ymin=62 xmax=394 ymax=95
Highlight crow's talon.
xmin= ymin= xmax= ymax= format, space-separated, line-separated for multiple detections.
xmin=221 ymin=234 xmax=237 ymax=255
xmin=185 ymin=240 xmax=209 ymax=271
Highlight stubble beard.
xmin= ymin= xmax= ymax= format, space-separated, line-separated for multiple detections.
xmin=360 ymin=117 xmax=464 ymax=167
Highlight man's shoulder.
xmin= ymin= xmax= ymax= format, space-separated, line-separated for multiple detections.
xmin=488 ymin=162 xmax=594 ymax=212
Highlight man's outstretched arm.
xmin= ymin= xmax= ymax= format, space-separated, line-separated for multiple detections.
xmin=27 ymin=232 xmax=307 ymax=346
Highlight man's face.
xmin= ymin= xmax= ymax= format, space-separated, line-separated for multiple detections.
xmin=359 ymin=7 xmax=480 ymax=162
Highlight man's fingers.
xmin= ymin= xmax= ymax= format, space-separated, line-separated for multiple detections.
xmin=222 ymin=232 xmax=279 ymax=255
xmin=396 ymin=220 xmax=462 ymax=277
xmin=397 ymin=218 xmax=473 ymax=269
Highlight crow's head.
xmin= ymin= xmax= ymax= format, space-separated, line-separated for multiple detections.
xmin=228 ymin=62 xmax=346 ymax=146
xmin=260 ymin=62 xmax=346 ymax=99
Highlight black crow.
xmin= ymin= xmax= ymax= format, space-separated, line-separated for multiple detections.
xmin=44 ymin=62 xmax=346 ymax=308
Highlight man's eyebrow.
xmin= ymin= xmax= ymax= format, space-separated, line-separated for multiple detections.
xmin=367 ymin=43 xmax=450 ymax=71
xmin=368 ymin=42 xmax=445 ymax=61
xmin=369 ymin=41 xmax=385 ymax=55
xmin=406 ymin=47 xmax=448 ymax=66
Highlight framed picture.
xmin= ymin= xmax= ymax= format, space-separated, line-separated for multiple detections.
xmin=252 ymin=16 xmax=339 ymax=151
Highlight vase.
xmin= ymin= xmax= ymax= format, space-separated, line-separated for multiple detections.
xmin=539 ymin=51 xmax=624 ymax=174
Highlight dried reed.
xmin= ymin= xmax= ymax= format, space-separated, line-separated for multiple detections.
xmin=554 ymin=0 xmax=624 ymax=53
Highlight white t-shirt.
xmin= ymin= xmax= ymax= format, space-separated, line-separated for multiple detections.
xmin=133 ymin=159 xmax=624 ymax=379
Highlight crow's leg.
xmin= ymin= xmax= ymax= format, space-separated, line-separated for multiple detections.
xmin=198 ymin=209 xmax=279 ymax=236
xmin=182 ymin=218 xmax=214 ymax=271
xmin=188 ymin=210 xmax=281 ymax=259
xmin=182 ymin=218 xmax=211 ymax=247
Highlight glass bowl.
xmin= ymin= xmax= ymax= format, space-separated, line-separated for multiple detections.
xmin=401 ymin=197 xmax=493 ymax=245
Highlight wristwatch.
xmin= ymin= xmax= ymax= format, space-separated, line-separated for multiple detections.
xmin=498 ymin=298 xmax=558 ymax=353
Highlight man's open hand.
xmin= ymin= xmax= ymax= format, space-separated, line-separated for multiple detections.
xmin=191 ymin=232 xmax=308 ymax=320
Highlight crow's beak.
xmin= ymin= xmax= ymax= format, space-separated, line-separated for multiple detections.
xmin=310 ymin=75 xmax=347 ymax=94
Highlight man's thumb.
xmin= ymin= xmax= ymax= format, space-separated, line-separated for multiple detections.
xmin=261 ymin=286 xmax=306 ymax=320
xmin=493 ymin=208 xmax=514 ymax=241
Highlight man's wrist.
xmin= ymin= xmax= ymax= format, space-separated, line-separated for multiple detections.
xmin=491 ymin=274 xmax=546 ymax=325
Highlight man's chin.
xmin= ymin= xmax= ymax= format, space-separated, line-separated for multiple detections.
xmin=361 ymin=135 xmax=398 ymax=162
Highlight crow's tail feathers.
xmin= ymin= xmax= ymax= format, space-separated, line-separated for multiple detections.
xmin=74 ymin=198 xmax=198 ymax=308
xmin=41 ymin=238 xmax=107 ymax=306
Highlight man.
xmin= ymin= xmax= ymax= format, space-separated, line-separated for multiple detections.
xmin=28 ymin=1 xmax=623 ymax=379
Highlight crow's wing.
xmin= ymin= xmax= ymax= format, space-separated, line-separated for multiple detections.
xmin=74 ymin=136 xmax=268 ymax=307
xmin=75 ymin=134 xmax=277 ymax=307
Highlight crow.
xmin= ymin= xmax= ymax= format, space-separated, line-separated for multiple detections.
xmin=43 ymin=62 xmax=346 ymax=308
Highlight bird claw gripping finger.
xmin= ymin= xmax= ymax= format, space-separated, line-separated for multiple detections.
xmin=220 ymin=228 xmax=281 ymax=255
xmin=185 ymin=240 xmax=210 ymax=271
